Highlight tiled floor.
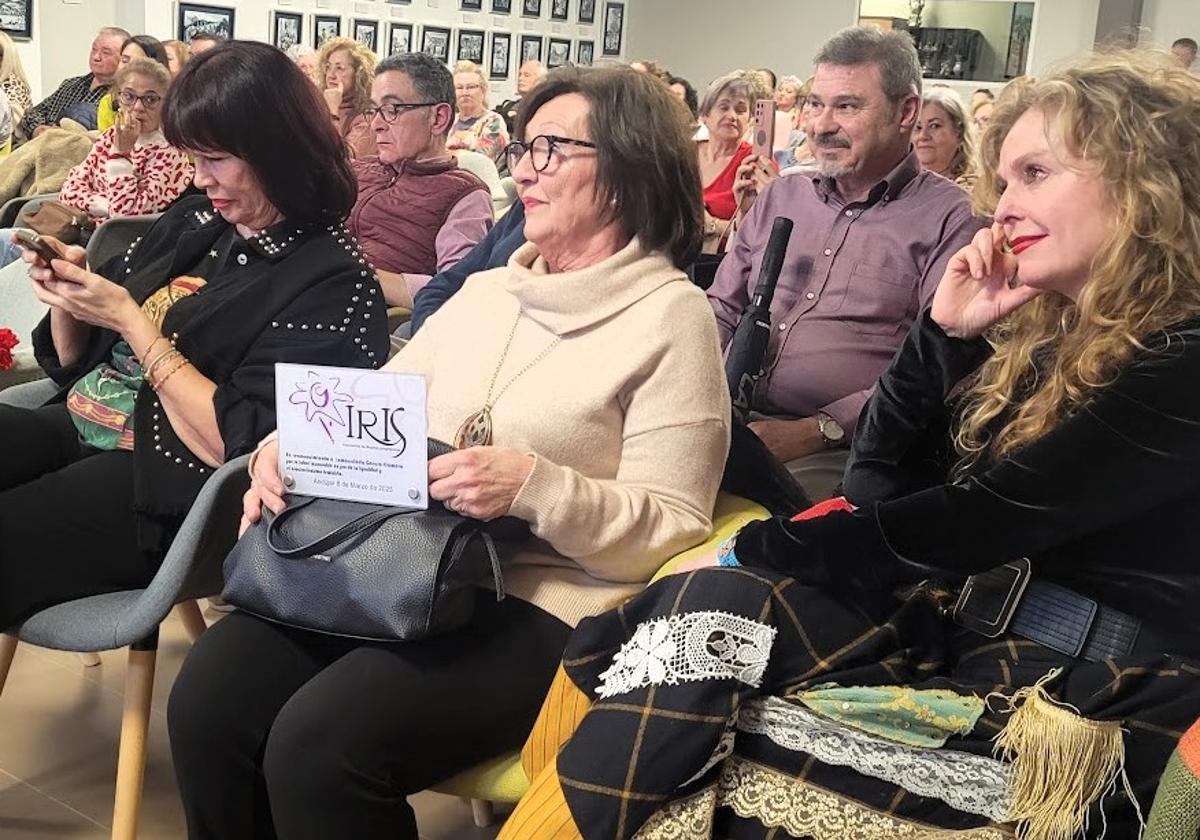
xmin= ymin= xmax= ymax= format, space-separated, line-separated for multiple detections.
xmin=0 ymin=604 xmax=504 ymax=839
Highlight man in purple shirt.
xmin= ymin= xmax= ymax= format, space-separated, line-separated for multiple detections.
xmin=708 ymin=26 xmax=984 ymax=501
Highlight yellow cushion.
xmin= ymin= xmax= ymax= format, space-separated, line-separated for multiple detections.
xmin=433 ymin=751 xmax=528 ymax=804
xmin=430 ymin=492 xmax=770 ymax=803
xmin=651 ymin=492 xmax=770 ymax=582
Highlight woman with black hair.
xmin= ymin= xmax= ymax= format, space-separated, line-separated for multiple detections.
xmin=0 ymin=41 xmax=388 ymax=629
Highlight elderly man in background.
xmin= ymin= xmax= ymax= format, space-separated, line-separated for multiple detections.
xmin=16 ymin=26 xmax=129 ymax=143
xmin=350 ymin=52 xmax=493 ymax=309
xmin=1171 ymin=37 xmax=1197 ymax=69
xmin=708 ymin=26 xmax=984 ymax=501
xmin=497 ymin=59 xmax=546 ymax=134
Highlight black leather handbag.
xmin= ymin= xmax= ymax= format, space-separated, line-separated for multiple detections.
xmin=221 ymin=443 xmax=525 ymax=641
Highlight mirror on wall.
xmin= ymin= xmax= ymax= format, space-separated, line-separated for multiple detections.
xmin=858 ymin=0 xmax=1034 ymax=82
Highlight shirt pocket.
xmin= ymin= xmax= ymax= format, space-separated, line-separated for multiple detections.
xmin=835 ymin=260 xmax=919 ymax=337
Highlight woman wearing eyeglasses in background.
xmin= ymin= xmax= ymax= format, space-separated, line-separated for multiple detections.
xmin=92 ymin=35 xmax=170 ymax=133
xmin=0 ymin=58 xmax=191 ymax=267
xmin=169 ymin=66 xmax=730 ymax=840
xmin=347 ymin=53 xmax=493 ymax=309
xmin=447 ymin=60 xmax=509 ymax=163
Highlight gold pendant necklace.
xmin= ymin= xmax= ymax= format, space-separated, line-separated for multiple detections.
xmin=454 ymin=313 xmax=560 ymax=449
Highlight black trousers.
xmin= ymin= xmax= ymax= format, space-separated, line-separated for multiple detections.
xmin=0 ymin=404 xmax=159 ymax=628
xmin=168 ymin=597 xmax=571 ymax=840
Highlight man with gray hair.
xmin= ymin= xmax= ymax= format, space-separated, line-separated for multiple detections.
xmin=349 ymin=51 xmax=493 ymax=309
xmin=16 ymin=25 xmax=130 ymax=143
xmin=708 ymin=25 xmax=984 ymax=501
xmin=497 ymin=59 xmax=547 ymax=133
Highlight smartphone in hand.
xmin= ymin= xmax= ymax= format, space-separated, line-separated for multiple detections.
xmin=752 ymin=100 xmax=777 ymax=160
xmin=13 ymin=228 xmax=64 ymax=264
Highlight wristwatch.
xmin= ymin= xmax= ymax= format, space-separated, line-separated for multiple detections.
xmin=816 ymin=412 xmax=845 ymax=447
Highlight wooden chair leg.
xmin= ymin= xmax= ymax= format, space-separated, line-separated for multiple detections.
xmin=175 ymin=600 xmax=208 ymax=642
xmin=0 ymin=634 xmax=17 ymax=696
xmin=471 ymin=798 xmax=495 ymax=828
xmin=111 ymin=635 xmax=157 ymax=840
xmin=78 ymin=652 xmax=102 ymax=667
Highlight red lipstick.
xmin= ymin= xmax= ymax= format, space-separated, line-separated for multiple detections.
xmin=1009 ymin=235 xmax=1045 ymax=255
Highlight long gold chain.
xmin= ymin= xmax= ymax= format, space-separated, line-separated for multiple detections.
xmin=481 ymin=313 xmax=561 ymax=411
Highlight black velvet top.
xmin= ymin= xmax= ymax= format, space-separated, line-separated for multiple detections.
xmin=734 ymin=309 xmax=1200 ymax=645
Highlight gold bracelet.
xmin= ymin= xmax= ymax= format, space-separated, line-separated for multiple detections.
xmin=150 ymin=357 xmax=191 ymax=391
xmin=143 ymin=345 xmax=176 ymax=375
xmin=144 ymin=348 xmax=181 ymax=380
xmin=137 ymin=335 xmax=168 ymax=365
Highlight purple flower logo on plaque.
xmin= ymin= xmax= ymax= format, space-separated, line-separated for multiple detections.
xmin=289 ymin=370 xmax=353 ymax=442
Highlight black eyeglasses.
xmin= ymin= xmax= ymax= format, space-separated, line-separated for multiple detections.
xmin=117 ymin=89 xmax=162 ymax=108
xmin=504 ymin=134 xmax=598 ymax=173
xmin=362 ymin=102 xmax=441 ymax=123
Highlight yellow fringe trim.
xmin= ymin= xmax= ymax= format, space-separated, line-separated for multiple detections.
xmin=990 ymin=668 xmax=1140 ymax=840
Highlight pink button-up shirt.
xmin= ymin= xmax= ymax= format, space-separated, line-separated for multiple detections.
xmin=708 ymin=151 xmax=984 ymax=434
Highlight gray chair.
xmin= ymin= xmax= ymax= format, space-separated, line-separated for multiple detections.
xmin=0 ymin=376 xmax=55 ymax=406
xmin=0 ymin=442 xmax=250 ymax=840
xmin=86 ymin=213 xmax=163 ymax=270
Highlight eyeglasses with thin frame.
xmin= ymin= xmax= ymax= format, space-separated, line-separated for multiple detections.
xmin=504 ymin=134 xmax=598 ymax=173
xmin=362 ymin=102 xmax=441 ymax=123
xmin=117 ymin=89 xmax=163 ymax=108
xmin=454 ymin=83 xmax=482 ymax=92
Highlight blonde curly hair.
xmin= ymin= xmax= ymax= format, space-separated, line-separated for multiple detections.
xmin=317 ymin=36 xmax=377 ymax=114
xmin=956 ymin=50 xmax=1200 ymax=468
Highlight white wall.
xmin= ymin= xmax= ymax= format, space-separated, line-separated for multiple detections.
xmin=1139 ymin=0 xmax=1200 ymax=50
xmin=15 ymin=0 xmax=119 ymax=101
xmin=627 ymin=0 xmax=858 ymax=93
xmin=138 ymin=0 xmax=631 ymax=104
xmin=628 ymin=0 xmax=1104 ymax=98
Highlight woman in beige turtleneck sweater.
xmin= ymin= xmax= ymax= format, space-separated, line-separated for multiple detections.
xmin=169 ymin=67 xmax=731 ymax=839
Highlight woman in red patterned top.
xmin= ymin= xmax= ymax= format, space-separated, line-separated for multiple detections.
xmin=58 ymin=57 xmax=193 ymax=220
xmin=0 ymin=58 xmax=193 ymax=267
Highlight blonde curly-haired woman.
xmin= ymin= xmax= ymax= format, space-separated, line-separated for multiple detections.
xmin=500 ymin=50 xmax=1200 ymax=840
xmin=317 ymin=36 xmax=377 ymax=158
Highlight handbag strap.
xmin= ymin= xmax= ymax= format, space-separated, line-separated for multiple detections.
xmin=450 ymin=529 xmax=506 ymax=601
xmin=267 ymin=499 xmax=423 ymax=559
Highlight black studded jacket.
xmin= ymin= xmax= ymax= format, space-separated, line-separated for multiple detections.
xmin=33 ymin=194 xmax=389 ymax=548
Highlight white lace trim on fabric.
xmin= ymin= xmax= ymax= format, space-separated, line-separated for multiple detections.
xmin=595 ymin=611 xmax=777 ymax=699
xmin=738 ymin=697 xmax=1013 ymax=822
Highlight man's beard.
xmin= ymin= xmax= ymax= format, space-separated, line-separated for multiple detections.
xmin=812 ymin=133 xmax=854 ymax=179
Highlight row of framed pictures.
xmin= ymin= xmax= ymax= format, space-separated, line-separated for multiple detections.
xmin=181 ymin=3 xmax=625 ymax=61
xmin=269 ymin=14 xmax=601 ymax=72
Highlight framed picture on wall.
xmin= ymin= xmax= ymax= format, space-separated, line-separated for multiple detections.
xmin=601 ymin=1 xmax=623 ymax=56
xmin=314 ymin=15 xmax=341 ymax=48
xmin=550 ymin=0 xmax=569 ymax=21
xmin=353 ymin=19 xmax=379 ymax=51
xmin=519 ymin=34 xmax=543 ymax=64
xmin=421 ymin=26 xmax=452 ymax=62
xmin=489 ymin=32 xmax=512 ymax=80
xmin=457 ymin=29 xmax=485 ymax=64
xmin=388 ymin=22 xmax=414 ymax=56
xmin=178 ymin=3 xmax=235 ymax=43
xmin=491 ymin=0 xmax=513 ymax=13
xmin=271 ymin=11 xmax=303 ymax=52
xmin=522 ymin=0 xmax=542 ymax=19
xmin=576 ymin=40 xmax=593 ymax=66
xmin=546 ymin=37 xmax=570 ymax=68
xmin=0 ymin=0 xmax=32 ymax=40
xmin=578 ymin=0 xmax=595 ymax=25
